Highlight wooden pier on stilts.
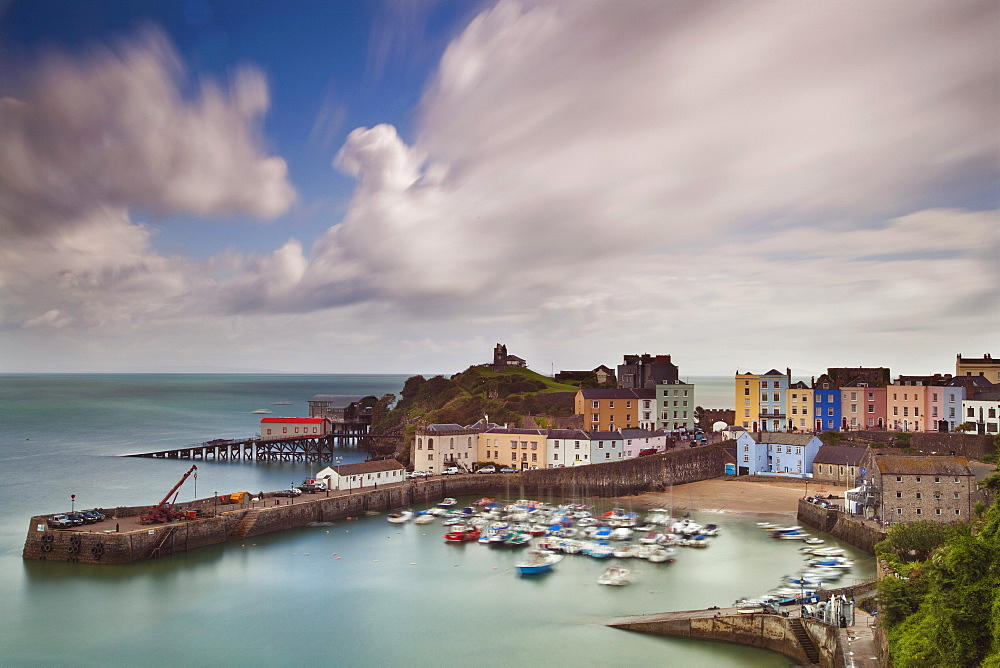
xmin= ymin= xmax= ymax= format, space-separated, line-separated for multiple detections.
xmin=124 ymin=427 xmax=370 ymax=463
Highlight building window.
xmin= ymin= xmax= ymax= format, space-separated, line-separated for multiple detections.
xmin=743 ymin=455 xmax=749 ymax=462
xmin=935 ymin=477 xmax=940 ymax=483
xmin=915 ymin=477 xmax=921 ymax=483
xmin=916 ymin=508 xmax=922 ymax=515
xmin=896 ymin=492 xmax=902 ymax=498
xmin=428 ymin=454 xmax=433 ymax=461
xmin=935 ymin=508 xmax=942 ymax=515
xmin=954 ymin=492 xmax=960 ymax=499
xmin=896 ymin=476 xmax=902 ymax=482
xmin=955 ymin=509 xmax=961 ymax=515
xmin=896 ymin=508 xmax=902 ymax=515
xmin=592 ymin=400 xmax=599 ymax=409
xmin=916 ymin=492 xmax=922 ymax=499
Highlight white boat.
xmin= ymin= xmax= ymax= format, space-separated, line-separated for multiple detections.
xmin=413 ymin=512 xmax=436 ymax=525
xmin=515 ymin=549 xmax=563 ymax=575
xmin=610 ymin=527 xmax=634 ymax=541
xmin=803 ymin=537 xmax=825 ymax=545
xmin=613 ymin=544 xmax=638 ymax=559
xmin=250 ymin=409 xmax=272 ymax=414
xmin=437 ymin=498 xmax=458 ymax=508
xmin=387 ymin=510 xmax=413 ymax=524
xmin=639 ymin=531 xmax=664 ymax=545
xmin=648 ymin=546 xmax=677 ymax=563
xmin=598 ymin=565 xmax=632 ymax=586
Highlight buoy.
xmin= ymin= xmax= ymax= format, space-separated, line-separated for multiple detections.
xmin=332 ymin=552 xmax=337 ymax=555
xmin=410 ymin=562 xmax=417 ymax=565
xmin=336 ymin=557 xmax=341 ymax=560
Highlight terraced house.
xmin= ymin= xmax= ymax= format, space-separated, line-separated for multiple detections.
xmin=574 ymin=388 xmax=654 ymax=432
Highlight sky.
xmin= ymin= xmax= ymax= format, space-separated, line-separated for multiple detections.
xmin=1 ymin=0 xmax=997 ymax=378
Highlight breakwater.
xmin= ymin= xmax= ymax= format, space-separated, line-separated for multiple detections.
xmin=796 ymin=499 xmax=886 ymax=553
xmin=609 ymin=609 xmax=839 ymax=666
xmin=24 ymin=446 xmax=728 ymax=565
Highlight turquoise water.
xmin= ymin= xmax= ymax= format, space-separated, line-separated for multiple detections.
xmin=0 ymin=375 xmax=861 ymax=666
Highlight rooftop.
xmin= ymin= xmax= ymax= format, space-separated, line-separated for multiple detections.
xmin=873 ymin=455 xmax=972 ymax=476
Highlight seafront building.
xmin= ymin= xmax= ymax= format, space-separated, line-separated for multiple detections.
xmin=545 ymin=429 xmax=591 ymax=468
xmin=656 ymin=381 xmax=695 ymax=432
xmin=259 ymin=417 xmax=331 ymax=441
xmin=574 ymin=388 xmax=655 ymax=432
xmin=786 ymin=381 xmax=812 ymax=432
xmin=956 ymin=353 xmax=1000 ymax=382
xmin=733 ymin=432 xmax=822 ymax=477
xmin=589 ymin=431 xmax=625 ymax=464
xmin=962 ymin=391 xmax=1000 ymax=435
xmin=315 ymin=460 xmax=405 ymax=491
xmin=850 ymin=453 xmax=976 ymax=522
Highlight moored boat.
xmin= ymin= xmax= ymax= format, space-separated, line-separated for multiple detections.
xmin=598 ymin=565 xmax=632 ymax=586
xmin=387 ymin=510 xmax=413 ymax=524
xmin=444 ymin=525 xmax=481 ymax=542
xmin=515 ymin=549 xmax=563 ymax=575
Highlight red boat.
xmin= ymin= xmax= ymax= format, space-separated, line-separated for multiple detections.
xmin=444 ymin=526 xmax=481 ymax=542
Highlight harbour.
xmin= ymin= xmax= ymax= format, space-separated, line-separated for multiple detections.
xmin=3 ymin=373 xmax=872 ymax=666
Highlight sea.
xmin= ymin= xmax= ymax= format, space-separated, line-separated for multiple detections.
xmin=0 ymin=374 xmax=869 ymax=667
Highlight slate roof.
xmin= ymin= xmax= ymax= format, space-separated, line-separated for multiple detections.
xmin=590 ymin=431 xmax=623 ymax=440
xmin=620 ymin=428 xmax=653 ymax=438
xmin=812 ymin=445 xmax=866 ymax=466
xmin=874 ymin=455 xmax=972 ymax=476
xmin=424 ymin=423 xmax=466 ymax=432
xmin=547 ymin=429 xmax=591 ymax=439
xmin=968 ymin=392 xmax=1000 ymax=402
xmin=751 ymin=433 xmax=818 ymax=446
xmin=326 ymin=460 xmax=404 ymax=476
xmin=308 ymin=394 xmax=368 ymax=406
xmin=578 ymin=388 xmax=655 ymax=399
xmin=485 ymin=427 xmax=547 ymax=436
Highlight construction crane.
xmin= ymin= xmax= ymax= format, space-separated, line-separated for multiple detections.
xmin=140 ymin=465 xmax=198 ymax=524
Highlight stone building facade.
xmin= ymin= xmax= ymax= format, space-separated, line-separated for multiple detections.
xmin=851 ymin=453 xmax=975 ymax=523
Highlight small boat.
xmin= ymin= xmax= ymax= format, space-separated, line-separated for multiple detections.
xmin=413 ymin=513 xmax=436 ymax=525
xmin=648 ymin=546 xmax=677 ymax=563
xmin=803 ymin=537 xmax=825 ymax=545
xmin=272 ymin=401 xmax=291 ymax=405
xmin=473 ymin=497 xmax=495 ymax=506
xmin=437 ymin=498 xmax=458 ymax=509
xmin=504 ymin=531 xmax=532 ymax=547
xmin=598 ymin=566 xmax=632 ymax=586
xmin=444 ymin=525 xmax=481 ymax=542
xmin=250 ymin=409 xmax=272 ymax=414
xmin=516 ymin=549 xmax=563 ymax=575
xmin=387 ymin=510 xmax=413 ymax=524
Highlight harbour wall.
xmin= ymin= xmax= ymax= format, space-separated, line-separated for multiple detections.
xmin=796 ymin=499 xmax=886 ymax=553
xmin=609 ymin=610 xmax=839 ymax=667
xmin=23 ymin=446 xmax=728 ymax=565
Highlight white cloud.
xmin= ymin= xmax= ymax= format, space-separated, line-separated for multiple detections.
xmin=0 ymin=28 xmax=295 ymax=238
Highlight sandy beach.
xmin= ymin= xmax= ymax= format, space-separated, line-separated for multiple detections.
xmin=627 ymin=478 xmax=850 ymax=518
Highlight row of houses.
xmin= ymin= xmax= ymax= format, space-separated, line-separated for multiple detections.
xmin=410 ymin=420 xmax=681 ymax=474
xmin=733 ymin=354 xmax=1000 ymax=435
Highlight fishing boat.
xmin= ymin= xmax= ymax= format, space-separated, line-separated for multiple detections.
xmin=387 ymin=510 xmax=413 ymax=524
xmin=504 ymin=531 xmax=532 ymax=547
xmin=597 ymin=565 xmax=632 ymax=586
xmin=515 ymin=549 xmax=563 ymax=575
xmin=444 ymin=525 xmax=481 ymax=542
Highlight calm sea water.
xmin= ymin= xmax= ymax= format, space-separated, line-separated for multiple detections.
xmin=0 ymin=374 xmax=858 ymax=667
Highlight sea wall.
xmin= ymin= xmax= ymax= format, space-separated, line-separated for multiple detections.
xmin=609 ymin=611 xmax=838 ymax=667
xmin=24 ymin=447 xmax=728 ymax=565
xmin=797 ymin=500 xmax=885 ymax=553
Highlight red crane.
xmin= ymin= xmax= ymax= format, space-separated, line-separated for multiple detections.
xmin=140 ymin=465 xmax=198 ymax=524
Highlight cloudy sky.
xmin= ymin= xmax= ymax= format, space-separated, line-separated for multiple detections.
xmin=1 ymin=0 xmax=997 ymax=377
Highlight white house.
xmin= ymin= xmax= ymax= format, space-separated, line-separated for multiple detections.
xmin=734 ymin=432 xmax=822 ymax=478
xmin=620 ymin=428 xmax=668 ymax=458
xmin=413 ymin=423 xmax=481 ymax=474
xmin=962 ymin=392 xmax=1000 ymax=435
xmin=545 ymin=429 xmax=590 ymax=468
xmin=315 ymin=460 xmax=404 ymax=491
xmin=259 ymin=417 xmax=331 ymax=441
xmin=589 ymin=431 xmax=624 ymax=464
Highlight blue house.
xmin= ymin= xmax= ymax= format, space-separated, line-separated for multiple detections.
xmin=734 ymin=432 xmax=823 ymax=477
xmin=813 ymin=374 xmax=841 ymax=432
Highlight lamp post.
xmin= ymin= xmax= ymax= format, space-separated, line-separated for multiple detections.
xmin=324 ymin=475 xmax=331 ymax=498
xmin=193 ymin=472 xmax=198 ymax=500
xmin=71 ymin=494 xmax=75 ymax=513
xmin=214 ymin=491 xmax=218 ymax=516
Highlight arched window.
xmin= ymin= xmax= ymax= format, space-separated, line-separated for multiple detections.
xmin=428 ymin=438 xmax=434 ymax=450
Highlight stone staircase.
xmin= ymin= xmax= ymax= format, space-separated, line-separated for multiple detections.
xmin=228 ymin=509 xmax=262 ymax=540
xmin=789 ymin=617 xmax=821 ymax=665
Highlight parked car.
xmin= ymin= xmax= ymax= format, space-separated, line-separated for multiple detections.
xmin=500 ymin=467 xmax=517 ymax=473
xmin=442 ymin=467 xmax=461 ymax=475
xmin=475 ymin=466 xmax=496 ymax=474
xmin=79 ymin=510 xmax=105 ymax=522
xmin=406 ymin=470 xmax=430 ymax=479
xmin=46 ymin=515 xmax=73 ymax=529
xmin=64 ymin=512 xmax=89 ymax=526
xmin=273 ymin=489 xmax=301 ymax=497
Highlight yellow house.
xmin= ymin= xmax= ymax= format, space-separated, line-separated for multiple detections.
xmin=956 ymin=353 xmax=1000 ymax=383
xmin=478 ymin=428 xmax=547 ymax=470
xmin=735 ymin=372 xmax=762 ymax=431
xmin=786 ymin=381 xmax=813 ymax=432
